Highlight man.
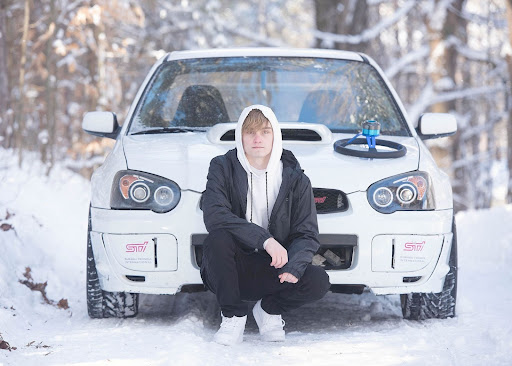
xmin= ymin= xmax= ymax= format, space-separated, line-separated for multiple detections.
xmin=201 ymin=105 xmax=330 ymax=346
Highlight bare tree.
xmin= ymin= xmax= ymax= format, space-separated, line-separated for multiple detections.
xmin=0 ymin=1 xmax=10 ymax=144
xmin=424 ymin=0 xmax=469 ymax=210
xmin=426 ymin=0 xmax=467 ymax=114
xmin=315 ymin=0 xmax=369 ymax=52
xmin=15 ymin=0 xmax=30 ymax=167
xmin=41 ymin=0 xmax=57 ymax=173
xmin=506 ymin=0 xmax=512 ymax=203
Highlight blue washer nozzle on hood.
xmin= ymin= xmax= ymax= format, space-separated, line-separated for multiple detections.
xmin=362 ymin=120 xmax=380 ymax=149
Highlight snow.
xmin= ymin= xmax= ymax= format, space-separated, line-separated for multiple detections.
xmin=384 ymin=46 xmax=429 ymax=79
xmin=1 ymin=148 xmax=512 ymax=366
xmin=407 ymin=83 xmax=507 ymax=124
xmin=426 ymin=0 xmax=451 ymax=32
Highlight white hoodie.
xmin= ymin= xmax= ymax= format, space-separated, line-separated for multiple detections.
xmin=235 ymin=105 xmax=283 ymax=232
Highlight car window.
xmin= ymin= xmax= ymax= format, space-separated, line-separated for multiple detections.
xmin=129 ymin=57 xmax=410 ymax=136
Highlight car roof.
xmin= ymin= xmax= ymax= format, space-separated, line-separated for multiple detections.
xmin=166 ymin=47 xmax=366 ymax=62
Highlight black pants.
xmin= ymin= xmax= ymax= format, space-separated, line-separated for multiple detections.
xmin=200 ymin=229 xmax=331 ymax=317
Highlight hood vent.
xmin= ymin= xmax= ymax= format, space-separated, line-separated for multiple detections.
xmin=220 ymin=128 xmax=322 ymax=142
xmin=207 ymin=122 xmax=332 ymax=144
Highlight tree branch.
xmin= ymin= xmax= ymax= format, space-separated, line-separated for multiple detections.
xmin=313 ymin=0 xmax=415 ymax=45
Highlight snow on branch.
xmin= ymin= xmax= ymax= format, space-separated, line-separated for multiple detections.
xmin=408 ymin=84 xmax=506 ymax=123
xmin=430 ymin=85 xmax=507 ymax=105
xmin=450 ymin=5 xmax=506 ymax=28
xmin=458 ymin=113 xmax=506 ymax=141
xmin=407 ymin=82 xmax=434 ymax=124
xmin=456 ymin=44 xmax=490 ymax=63
xmin=456 ymin=43 xmax=506 ymax=70
xmin=313 ymin=0 xmax=415 ymax=45
xmin=451 ymin=148 xmax=502 ymax=169
xmin=63 ymin=155 xmax=107 ymax=172
xmin=162 ymin=20 xmax=203 ymax=34
xmin=367 ymin=0 xmax=395 ymax=5
xmin=385 ymin=46 xmax=430 ymax=79
xmin=56 ymin=0 xmax=83 ymax=24
xmin=218 ymin=20 xmax=287 ymax=47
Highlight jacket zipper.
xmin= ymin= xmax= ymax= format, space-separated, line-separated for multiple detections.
xmin=268 ymin=170 xmax=298 ymax=230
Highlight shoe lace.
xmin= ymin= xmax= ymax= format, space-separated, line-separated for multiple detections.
xmin=262 ymin=314 xmax=285 ymax=331
xmin=220 ymin=316 xmax=244 ymax=331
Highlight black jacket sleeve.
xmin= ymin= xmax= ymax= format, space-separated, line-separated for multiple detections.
xmin=279 ymin=174 xmax=320 ymax=280
xmin=202 ymin=156 xmax=272 ymax=250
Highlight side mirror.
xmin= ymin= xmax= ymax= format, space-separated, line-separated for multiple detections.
xmin=82 ymin=111 xmax=120 ymax=139
xmin=416 ymin=113 xmax=457 ymax=140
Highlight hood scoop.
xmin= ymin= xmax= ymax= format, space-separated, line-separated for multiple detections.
xmin=207 ymin=122 xmax=332 ymax=144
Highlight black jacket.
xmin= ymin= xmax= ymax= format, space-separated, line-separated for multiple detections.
xmin=202 ymin=148 xmax=320 ymax=279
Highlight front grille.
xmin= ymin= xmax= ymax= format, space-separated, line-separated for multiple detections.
xmin=194 ymin=245 xmax=204 ymax=268
xmin=403 ymin=276 xmax=422 ymax=283
xmin=192 ymin=234 xmax=357 ymax=270
xmin=125 ymin=275 xmax=145 ymax=282
xmin=313 ymin=246 xmax=354 ymax=270
xmin=313 ymin=188 xmax=349 ymax=213
xmin=192 ymin=234 xmax=208 ymax=268
xmin=313 ymin=234 xmax=357 ymax=270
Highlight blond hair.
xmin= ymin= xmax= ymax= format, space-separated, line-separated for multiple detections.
xmin=242 ymin=109 xmax=270 ymax=134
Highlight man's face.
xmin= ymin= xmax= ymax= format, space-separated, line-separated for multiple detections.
xmin=242 ymin=121 xmax=274 ymax=163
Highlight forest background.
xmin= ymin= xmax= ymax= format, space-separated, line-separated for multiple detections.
xmin=0 ymin=0 xmax=511 ymax=212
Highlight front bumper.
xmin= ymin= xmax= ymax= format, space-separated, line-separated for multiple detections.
xmin=89 ymin=191 xmax=454 ymax=295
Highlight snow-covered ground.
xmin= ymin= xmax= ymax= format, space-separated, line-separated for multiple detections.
xmin=1 ymin=148 xmax=511 ymax=366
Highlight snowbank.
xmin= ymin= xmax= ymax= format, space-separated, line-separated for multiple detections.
xmin=1 ymin=149 xmax=511 ymax=366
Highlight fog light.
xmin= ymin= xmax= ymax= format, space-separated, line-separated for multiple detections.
xmin=154 ymin=186 xmax=174 ymax=206
xmin=397 ymin=184 xmax=416 ymax=204
xmin=373 ymin=187 xmax=393 ymax=207
xmin=130 ymin=182 xmax=150 ymax=203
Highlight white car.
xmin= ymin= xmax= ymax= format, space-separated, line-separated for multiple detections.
xmin=84 ymin=48 xmax=458 ymax=320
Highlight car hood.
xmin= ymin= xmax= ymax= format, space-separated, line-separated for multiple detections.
xmin=122 ymin=133 xmax=420 ymax=193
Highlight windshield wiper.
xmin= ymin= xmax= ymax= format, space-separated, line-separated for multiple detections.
xmin=130 ymin=127 xmax=207 ymax=135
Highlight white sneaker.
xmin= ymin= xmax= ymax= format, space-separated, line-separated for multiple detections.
xmin=252 ymin=300 xmax=285 ymax=342
xmin=213 ymin=313 xmax=247 ymax=346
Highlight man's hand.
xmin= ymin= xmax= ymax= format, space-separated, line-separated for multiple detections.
xmin=279 ymin=272 xmax=298 ymax=284
xmin=264 ymin=237 xmax=288 ymax=268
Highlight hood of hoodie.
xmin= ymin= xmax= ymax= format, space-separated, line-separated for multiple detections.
xmin=235 ymin=105 xmax=283 ymax=174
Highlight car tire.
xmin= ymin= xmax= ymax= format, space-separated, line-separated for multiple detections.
xmin=400 ymin=219 xmax=457 ymax=320
xmin=86 ymin=206 xmax=139 ymax=318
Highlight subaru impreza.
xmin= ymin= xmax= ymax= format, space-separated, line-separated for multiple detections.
xmin=83 ymin=48 xmax=457 ymax=320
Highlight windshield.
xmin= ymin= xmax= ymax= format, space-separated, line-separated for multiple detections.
xmin=129 ymin=57 xmax=410 ymax=136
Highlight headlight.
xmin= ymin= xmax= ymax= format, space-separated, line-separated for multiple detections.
xmin=373 ymin=187 xmax=393 ymax=207
xmin=111 ymin=170 xmax=181 ymax=213
xmin=367 ymin=171 xmax=435 ymax=213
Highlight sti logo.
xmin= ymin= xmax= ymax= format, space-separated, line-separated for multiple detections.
xmin=404 ymin=241 xmax=425 ymax=251
xmin=126 ymin=241 xmax=148 ymax=253
xmin=315 ymin=196 xmax=327 ymax=204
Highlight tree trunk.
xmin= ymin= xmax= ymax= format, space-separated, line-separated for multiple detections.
xmin=0 ymin=2 xmax=9 ymax=121
xmin=16 ymin=0 xmax=30 ymax=167
xmin=258 ymin=0 xmax=267 ymax=39
xmin=314 ymin=0 xmax=369 ymax=52
xmin=44 ymin=0 xmax=57 ymax=174
xmin=336 ymin=0 xmax=368 ymax=52
xmin=425 ymin=0 xmax=468 ymax=212
xmin=506 ymin=0 xmax=512 ymax=203
xmin=427 ymin=0 xmax=466 ymax=114
xmin=452 ymin=0 xmax=470 ymax=212
xmin=314 ymin=0 xmax=335 ymax=48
